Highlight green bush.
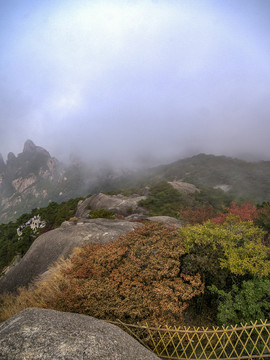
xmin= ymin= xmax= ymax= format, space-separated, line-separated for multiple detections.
xmin=209 ymin=279 xmax=270 ymax=325
xmin=89 ymin=209 xmax=115 ymax=219
xmin=139 ymin=181 xmax=186 ymax=218
xmin=0 ymin=198 xmax=81 ymax=272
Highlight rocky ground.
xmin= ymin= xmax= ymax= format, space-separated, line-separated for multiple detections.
xmin=0 ymin=308 xmax=159 ymax=360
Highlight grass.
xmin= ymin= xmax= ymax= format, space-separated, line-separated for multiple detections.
xmin=0 ymin=257 xmax=71 ymax=322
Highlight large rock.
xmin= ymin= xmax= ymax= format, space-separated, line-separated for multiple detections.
xmin=76 ymin=192 xmax=147 ymax=218
xmin=168 ymin=181 xmax=200 ymax=194
xmin=125 ymin=215 xmax=183 ymax=228
xmin=146 ymin=216 xmax=183 ymax=228
xmin=0 ymin=308 xmax=159 ymax=360
xmin=0 ymin=219 xmax=140 ymax=294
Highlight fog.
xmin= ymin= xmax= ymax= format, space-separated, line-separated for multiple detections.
xmin=1 ymin=0 xmax=270 ymax=167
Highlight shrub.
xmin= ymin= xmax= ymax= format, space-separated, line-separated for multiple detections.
xmin=179 ymin=205 xmax=216 ymax=225
xmin=181 ymin=217 xmax=269 ymax=280
xmin=209 ymin=279 xmax=270 ymax=325
xmin=211 ymin=201 xmax=258 ymax=224
xmin=0 ymin=223 xmax=204 ymax=325
xmin=0 ymin=198 xmax=81 ymax=273
xmin=139 ymin=182 xmax=186 ymax=218
xmin=255 ymin=202 xmax=270 ymax=245
xmin=50 ymin=222 xmax=203 ymax=325
xmin=180 ymin=216 xmax=270 ymax=323
xmin=89 ymin=209 xmax=115 ymax=219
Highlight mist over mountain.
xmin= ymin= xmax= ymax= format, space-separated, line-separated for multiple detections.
xmin=1 ymin=140 xmax=270 ymax=223
xmin=1 ymin=1 xmax=270 ymax=166
xmin=0 ymin=140 xmax=134 ymax=223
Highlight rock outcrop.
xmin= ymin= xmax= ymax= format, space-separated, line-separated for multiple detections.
xmin=23 ymin=139 xmax=50 ymax=157
xmin=0 ymin=308 xmax=159 ymax=360
xmin=0 ymin=140 xmax=65 ymax=223
xmin=168 ymin=181 xmax=200 ymax=194
xmin=213 ymin=184 xmax=232 ymax=192
xmin=76 ymin=192 xmax=147 ymax=218
xmin=146 ymin=215 xmax=183 ymax=228
xmin=0 ymin=218 xmax=140 ymax=294
xmin=0 ymin=153 xmax=5 ymax=173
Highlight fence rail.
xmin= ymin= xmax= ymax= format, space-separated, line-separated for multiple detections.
xmin=108 ymin=319 xmax=270 ymax=360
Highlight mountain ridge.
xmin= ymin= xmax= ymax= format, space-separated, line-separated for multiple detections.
xmin=95 ymin=153 xmax=270 ymax=204
xmin=1 ymin=141 xmax=270 ymax=223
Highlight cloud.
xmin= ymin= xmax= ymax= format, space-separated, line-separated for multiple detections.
xmin=0 ymin=0 xmax=270 ymax=165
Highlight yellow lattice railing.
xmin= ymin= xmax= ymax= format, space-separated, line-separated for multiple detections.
xmin=108 ymin=319 xmax=270 ymax=359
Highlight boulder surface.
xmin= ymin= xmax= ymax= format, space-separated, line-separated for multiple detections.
xmin=0 ymin=219 xmax=140 ymax=294
xmin=76 ymin=192 xmax=147 ymax=218
xmin=146 ymin=216 xmax=183 ymax=228
xmin=0 ymin=308 xmax=159 ymax=360
xmin=168 ymin=181 xmax=200 ymax=194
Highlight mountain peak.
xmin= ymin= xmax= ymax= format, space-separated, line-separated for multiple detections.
xmin=0 ymin=153 xmax=5 ymax=173
xmin=0 ymin=153 xmax=4 ymax=164
xmin=7 ymin=152 xmax=16 ymax=162
xmin=23 ymin=140 xmax=36 ymax=153
xmin=22 ymin=140 xmax=51 ymax=158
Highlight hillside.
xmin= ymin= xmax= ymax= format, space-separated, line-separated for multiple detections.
xmin=0 ymin=184 xmax=270 ymax=338
xmin=2 ymin=141 xmax=270 ymax=224
xmin=98 ymin=154 xmax=270 ymax=204
xmin=1 ymin=207 xmax=269 ymax=328
xmin=150 ymin=154 xmax=270 ymax=202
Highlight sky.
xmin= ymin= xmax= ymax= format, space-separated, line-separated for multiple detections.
xmin=0 ymin=0 xmax=270 ymax=167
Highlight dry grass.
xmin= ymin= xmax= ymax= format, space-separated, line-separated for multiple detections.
xmin=0 ymin=257 xmax=71 ymax=322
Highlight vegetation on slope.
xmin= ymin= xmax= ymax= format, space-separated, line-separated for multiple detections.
xmin=139 ymin=181 xmax=187 ymax=217
xmin=0 ymin=187 xmax=270 ymax=328
xmin=0 ymin=222 xmax=204 ymax=325
xmin=1 ymin=206 xmax=269 ymax=326
xmin=102 ymin=154 xmax=270 ymax=203
xmin=0 ymin=198 xmax=81 ymax=273
xmin=3 ymin=152 xmax=270 ymax=223
xmin=180 ymin=203 xmax=270 ymax=325
xmin=89 ymin=208 xmax=115 ymax=219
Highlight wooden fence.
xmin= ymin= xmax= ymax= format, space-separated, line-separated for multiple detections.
xmin=108 ymin=319 xmax=270 ymax=359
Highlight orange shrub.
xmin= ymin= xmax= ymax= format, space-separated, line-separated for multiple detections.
xmin=51 ymin=222 xmax=204 ymax=325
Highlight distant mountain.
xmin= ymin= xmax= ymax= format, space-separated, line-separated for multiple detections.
xmin=0 ymin=140 xmax=132 ymax=223
xmin=0 ymin=140 xmax=89 ymax=223
xmin=1 ymin=142 xmax=270 ymax=223
xmin=96 ymin=154 xmax=270 ymax=204
xmin=151 ymin=154 xmax=270 ymax=202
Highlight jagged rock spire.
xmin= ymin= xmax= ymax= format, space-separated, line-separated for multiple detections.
xmin=23 ymin=139 xmax=36 ymax=153
xmin=7 ymin=152 xmax=16 ymax=162
xmin=0 ymin=153 xmax=5 ymax=173
xmin=22 ymin=139 xmax=50 ymax=157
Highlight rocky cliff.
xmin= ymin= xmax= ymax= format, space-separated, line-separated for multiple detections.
xmin=0 ymin=140 xmax=136 ymax=223
xmin=0 ymin=140 xmax=67 ymax=222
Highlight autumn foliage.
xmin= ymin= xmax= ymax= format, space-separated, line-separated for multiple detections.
xmin=47 ymin=222 xmax=204 ymax=325
xmin=179 ymin=205 xmax=216 ymax=225
xmin=181 ymin=218 xmax=269 ymax=279
xmin=211 ymin=201 xmax=258 ymax=224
